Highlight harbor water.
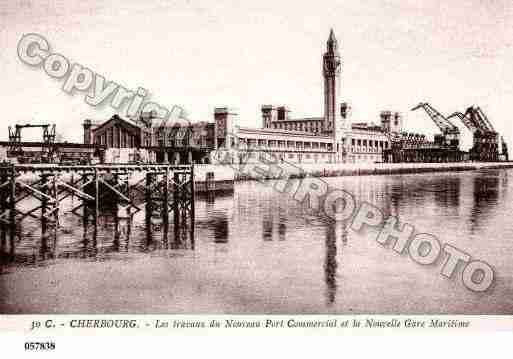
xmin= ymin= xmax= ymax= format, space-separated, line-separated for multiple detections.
xmin=1 ymin=168 xmax=512 ymax=314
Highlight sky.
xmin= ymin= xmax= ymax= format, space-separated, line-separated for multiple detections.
xmin=1 ymin=0 xmax=512 ymax=150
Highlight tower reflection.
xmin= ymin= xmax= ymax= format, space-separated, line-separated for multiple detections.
xmin=262 ymin=210 xmax=273 ymax=241
xmin=278 ymin=205 xmax=287 ymax=241
xmin=324 ymin=220 xmax=347 ymax=305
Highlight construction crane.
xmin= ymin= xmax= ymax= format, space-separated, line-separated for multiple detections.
xmin=8 ymin=123 xmax=57 ymax=163
xmin=447 ymin=106 xmax=499 ymax=161
xmin=411 ymin=103 xmax=460 ymax=149
xmin=447 ymin=110 xmax=477 ymax=132
xmin=448 ymin=106 xmax=495 ymax=131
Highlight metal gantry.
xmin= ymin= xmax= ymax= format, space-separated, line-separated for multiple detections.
xmin=0 ymin=164 xmax=195 ymax=259
xmin=411 ymin=103 xmax=460 ymax=148
xmin=448 ymin=106 xmax=500 ymax=162
xmin=8 ymin=123 xmax=57 ymax=161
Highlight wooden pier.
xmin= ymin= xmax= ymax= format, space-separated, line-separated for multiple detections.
xmin=0 ymin=163 xmax=195 ymax=259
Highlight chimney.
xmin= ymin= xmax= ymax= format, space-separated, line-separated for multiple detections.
xmin=277 ymin=106 xmax=289 ymax=121
xmin=261 ymin=105 xmax=276 ymax=128
xmin=83 ymin=119 xmax=93 ymax=144
xmin=340 ymin=102 xmax=351 ymax=119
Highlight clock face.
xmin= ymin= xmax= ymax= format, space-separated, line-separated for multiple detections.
xmin=324 ymin=57 xmax=340 ymax=73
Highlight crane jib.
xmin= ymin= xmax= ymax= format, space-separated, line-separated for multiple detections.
xmin=411 ymin=103 xmax=460 ymax=133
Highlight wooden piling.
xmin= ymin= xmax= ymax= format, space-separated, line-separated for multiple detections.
xmin=145 ymin=172 xmax=154 ymax=247
xmin=53 ymin=174 xmax=59 ymax=229
xmin=94 ymin=167 xmax=99 ymax=225
xmin=0 ymin=171 xmax=7 ymax=251
xmin=40 ymin=174 xmax=49 ymax=248
xmin=173 ymin=171 xmax=180 ymax=244
xmin=190 ymin=165 xmax=195 ymax=249
xmin=163 ymin=167 xmax=169 ymax=224
xmin=0 ymin=164 xmax=196 ymax=256
xmin=9 ymin=166 xmax=16 ymax=257
xmin=163 ymin=167 xmax=170 ymax=247
xmin=114 ymin=210 xmax=120 ymax=251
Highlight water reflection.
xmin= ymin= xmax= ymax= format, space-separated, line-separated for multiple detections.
xmin=324 ymin=230 xmax=337 ymax=305
xmin=261 ymin=205 xmax=288 ymax=242
xmin=211 ymin=212 xmax=229 ymax=243
xmin=278 ymin=204 xmax=287 ymax=241
xmin=469 ymin=171 xmax=502 ymax=232
xmin=433 ymin=177 xmax=461 ymax=214
xmin=113 ymin=215 xmax=131 ymax=253
xmin=262 ymin=210 xmax=273 ymax=241
xmin=2 ymin=169 xmax=513 ymax=314
xmin=0 ymin=203 xmax=195 ymax=266
xmin=80 ymin=221 xmax=98 ymax=259
xmin=1 ymin=170 xmax=510 ymax=267
xmin=200 ymin=191 xmax=231 ymax=244
xmin=323 ymin=220 xmax=347 ymax=305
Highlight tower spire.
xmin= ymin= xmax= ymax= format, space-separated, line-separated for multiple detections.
xmin=323 ymin=28 xmax=343 ymax=161
xmin=329 ymin=28 xmax=336 ymax=41
xmin=327 ymin=28 xmax=338 ymax=52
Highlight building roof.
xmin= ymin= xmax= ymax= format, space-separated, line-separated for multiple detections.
xmin=272 ymin=117 xmax=324 ymax=123
xmin=0 ymin=141 xmax=103 ymax=149
xmin=238 ymin=126 xmax=332 ymax=140
xmin=91 ymin=115 xmax=143 ymax=133
xmin=351 ymin=122 xmax=384 ymax=132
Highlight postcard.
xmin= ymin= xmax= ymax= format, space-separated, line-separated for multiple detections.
xmin=1 ymin=0 xmax=512 ymax=356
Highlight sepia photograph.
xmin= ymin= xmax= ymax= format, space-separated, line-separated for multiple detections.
xmin=0 ymin=0 xmax=512 ymax=322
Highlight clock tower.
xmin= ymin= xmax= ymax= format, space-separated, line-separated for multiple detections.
xmin=214 ymin=107 xmax=237 ymax=149
xmin=323 ymin=29 xmax=345 ymax=160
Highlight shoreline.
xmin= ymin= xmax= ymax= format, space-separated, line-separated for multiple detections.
xmin=4 ymin=162 xmax=512 ymax=194
xmin=226 ymin=161 xmax=513 ymax=181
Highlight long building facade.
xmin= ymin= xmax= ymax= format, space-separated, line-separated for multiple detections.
xmin=212 ymin=29 xmax=394 ymax=165
xmin=82 ymin=29 xmax=398 ymax=165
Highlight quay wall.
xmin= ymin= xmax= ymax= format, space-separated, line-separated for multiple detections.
xmin=7 ymin=162 xmax=513 ymax=194
xmin=225 ymin=161 xmax=513 ymax=180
